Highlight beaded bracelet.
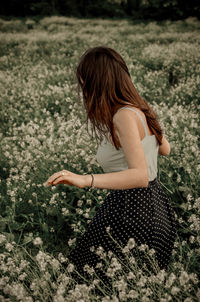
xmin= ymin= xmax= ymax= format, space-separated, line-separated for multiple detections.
xmin=90 ymin=174 xmax=95 ymax=188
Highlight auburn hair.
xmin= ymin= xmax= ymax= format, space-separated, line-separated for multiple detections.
xmin=76 ymin=46 xmax=163 ymax=149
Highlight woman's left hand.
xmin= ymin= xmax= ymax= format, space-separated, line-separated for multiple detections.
xmin=45 ymin=170 xmax=90 ymax=188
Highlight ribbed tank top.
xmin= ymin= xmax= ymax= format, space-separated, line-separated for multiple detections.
xmin=96 ymin=107 xmax=159 ymax=181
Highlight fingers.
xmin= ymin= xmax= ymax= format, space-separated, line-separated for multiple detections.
xmin=51 ymin=176 xmax=65 ymax=185
xmin=45 ymin=170 xmax=69 ymax=186
xmin=45 ymin=176 xmax=67 ymax=187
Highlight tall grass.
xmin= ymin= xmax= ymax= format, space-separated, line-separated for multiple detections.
xmin=0 ymin=16 xmax=199 ymax=301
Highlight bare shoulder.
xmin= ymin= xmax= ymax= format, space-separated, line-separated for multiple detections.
xmin=113 ymin=107 xmax=139 ymax=136
xmin=112 ymin=107 xmax=144 ymax=148
xmin=113 ymin=107 xmax=171 ymax=156
xmin=113 ymin=106 xmax=152 ymax=139
xmin=113 ymin=106 xmax=140 ymax=126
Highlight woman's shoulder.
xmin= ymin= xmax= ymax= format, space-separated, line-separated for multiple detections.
xmin=113 ymin=105 xmax=145 ymax=121
xmin=113 ymin=105 xmax=153 ymax=138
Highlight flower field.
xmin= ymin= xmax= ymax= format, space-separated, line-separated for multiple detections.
xmin=0 ymin=16 xmax=200 ymax=301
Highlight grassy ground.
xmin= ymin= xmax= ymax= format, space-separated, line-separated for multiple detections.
xmin=0 ymin=16 xmax=200 ymax=301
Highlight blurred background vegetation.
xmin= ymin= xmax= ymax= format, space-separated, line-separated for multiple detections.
xmin=0 ymin=0 xmax=200 ymax=20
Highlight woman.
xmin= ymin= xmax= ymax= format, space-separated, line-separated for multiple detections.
xmin=46 ymin=46 xmax=176 ymax=278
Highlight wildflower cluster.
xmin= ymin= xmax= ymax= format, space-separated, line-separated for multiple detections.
xmin=0 ymin=16 xmax=199 ymax=301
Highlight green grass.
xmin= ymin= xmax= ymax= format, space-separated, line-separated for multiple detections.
xmin=0 ymin=16 xmax=199 ymax=301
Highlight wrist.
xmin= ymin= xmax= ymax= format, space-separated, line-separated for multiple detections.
xmin=83 ymin=174 xmax=93 ymax=187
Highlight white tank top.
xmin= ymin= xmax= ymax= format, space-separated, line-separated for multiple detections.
xmin=96 ymin=107 xmax=159 ymax=182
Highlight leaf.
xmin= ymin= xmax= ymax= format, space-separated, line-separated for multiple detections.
xmin=0 ymin=216 xmax=9 ymax=232
xmin=41 ymin=223 xmax=49 ymax=233
xmin=46 ymin=207 xmax=59 ymax=216
xmin=3 ymin=232 xmax=15 ymax=242
xmin=23 ymin=234 xmax=33 ymax=244
xmin=9 ymin=222 xmax=24 ymax=231
xmin=0 ymin=220 xmax=7 ymax=232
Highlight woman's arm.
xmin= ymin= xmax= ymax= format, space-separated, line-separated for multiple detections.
xmin=83 ymin=168 xmax=148 ymax=190
xmin=46 ymin=109 xmax=149 ymax=190
xmin=158 ymin=135 xmax=170 ymax=156
xmin=84 ymin=109 xmax=149 ymax=189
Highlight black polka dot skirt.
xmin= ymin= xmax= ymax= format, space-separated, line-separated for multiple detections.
xmin=68 ymin=178 xmax=176 ymax=278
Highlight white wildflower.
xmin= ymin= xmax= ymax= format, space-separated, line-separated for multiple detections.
xmin=179 ymin=271 xmax=189 ymax=286
xmin=111 ymin=296 xmax=119 ymax=302
xmin=127 ymin=238 xmax=136 ymax=249
xmin=57 ymin=253 xmax=68 ymax=263
xmin=142 ymin=296 xmax=150 ymax=302
xmin=122 ymin=238 xmax=135 ymax=254
xmin=83 ymin=264 xmax=94 ymax=275
xmin=138 ymin=244 xmax=149 ymax=251
xmin=51 ymin=258 xmax=60 ymax=270
xmin=127 ymin=272 xmax=135 ymax=279
xmin=5 ymin=243 xmax=13 ymax=251
xmin=61 ymin=207 xmax=69 ymax=216
xmin=128 ymin=289 xmax=139 ymax=298
xmin=76 ymin=208 xmax=83 ymax=215
xmin=83 ymin=212 xmax=89 ymax=218
xmin=33 ymin=237 xmax=43 ymax=246
xmin=122 ymin=246 xmax=129 ymax=253
xmin=86 ymin=199 xmax=92 ymax=205
xmin=119 ymin=291 xmax=126 ymax=301
xmin=114 ymin=278 xmax=127 ymax=291
xmin=189 ymin=273 xmax=198 ymax=284
xmin=108 ymin=251 xmax=113 ymax=258
xmin=19 ymin=272 xmax=27 ymax=281
xmin=171 ymin=286 xmax=180 ymax=295
xmin=92 ymin=279 xmax=100 ymax=286
xmin=68 ymin=238 xmax=76 ymax=246
xmin=106 ymin=226 xmax=111 ymax=233
xmin=155 ymin=270 xmax=167 ymax=284
xmin=184 ymin=298 xmax=193 ymax=302
xmin=137 ymin=275 xmax=147 ymax=287
xmin=90 ymin=246 xmax=95 ymax=252
xmin=77 ymin=200 xmax=83 ymax=207
xmin=189 ymin=235 xmax=195 ymax=243
xmin=143 ymin=287 xmax=153 ymax=297
xmin=0 ymin=234 xmax=7 ymax=245
xmin=67 ymin=263 xmax=74 ymax=273
xmin=166 ymin=273 xmax=176 ymax=288
xmin=106 ymin=268 xmax=115 ymax=278
xmin=96 ymin=262 xmax=103 ymax=269
xmin=96 ymin=246 xmax=105 ymax=258
xmin=102 ymin=296 xmax=111 ymax=302
xmin=110 ymin=257 xmax=121 ymax=271
xmin=148 ymin=248 xmax=156 ymax=256
xmin=43 ymin=272 xmax=51 ymax=280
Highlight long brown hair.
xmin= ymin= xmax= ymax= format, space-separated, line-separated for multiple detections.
xmin=76 ymin=46 xmax=163 ymax=149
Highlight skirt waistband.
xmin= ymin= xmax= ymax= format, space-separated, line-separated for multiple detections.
xmin=110 ymin=177 xmax=159 ymax=193
xmin=148 ymin=177 xmax=158 ymax=186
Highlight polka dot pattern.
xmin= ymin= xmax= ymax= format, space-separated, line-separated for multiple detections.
xmin=68 ymin=178 xmax=176 ymax=275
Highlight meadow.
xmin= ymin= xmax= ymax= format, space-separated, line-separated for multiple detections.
xmin=0 ymin=16 xmax=200 ymax=301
